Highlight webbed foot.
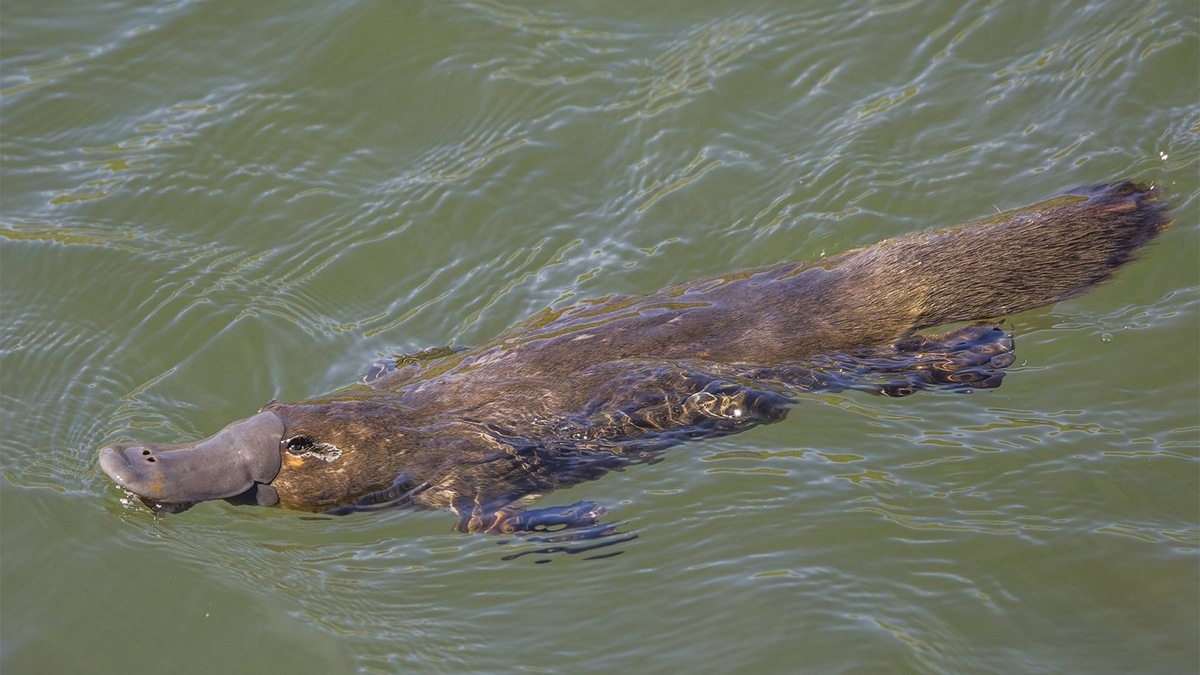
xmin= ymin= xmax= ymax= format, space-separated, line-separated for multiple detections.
xmin=363 ymin=346 xmax=468 ymax=385
xmin=455 ymin=499 xmax=609 ymax=534
xmin=455 ymin=499 xmax=636 ymax=560
xmin=489 ymin=501 xmax=639 ymax=562
xmin=491 ymin=500 xmax=609 ymax=535
xmin=791 ymin=323 xmax=1016 ymax=397
xmin=877 ymin=324 xmax=1015 ymax=396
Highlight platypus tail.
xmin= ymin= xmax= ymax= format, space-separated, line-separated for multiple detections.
xmin=834 ymin=181 xmax=1173 ymax=334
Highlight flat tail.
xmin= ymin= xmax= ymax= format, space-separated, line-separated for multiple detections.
xmin=1066 ymin=180 xmax=1173 ymax=268
xmin=875 ymin=180 xmax=1173 ymax=331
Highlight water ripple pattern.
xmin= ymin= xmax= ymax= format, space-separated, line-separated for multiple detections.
xmin=1 ymin=0 xmax=1197 ymax=673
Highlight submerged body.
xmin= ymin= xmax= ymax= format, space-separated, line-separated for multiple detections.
xmin=99 ymin=182 xmax=1171 ymax=530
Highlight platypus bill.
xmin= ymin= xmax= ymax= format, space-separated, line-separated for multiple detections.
xmin=99 ymin=181 xmax=1171 ymax=533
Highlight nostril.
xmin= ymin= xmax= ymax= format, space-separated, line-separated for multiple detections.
xmin=142 ymin=449 xmax=150 ymax=456
xmin=146 ymin=456 xmax=156 ymax=463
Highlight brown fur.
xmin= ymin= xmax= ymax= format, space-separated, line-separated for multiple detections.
xmin=255 ymin=181 xmax=1170 ymax=524
xmin=106 ymin=182 xmax=1171 ymax=527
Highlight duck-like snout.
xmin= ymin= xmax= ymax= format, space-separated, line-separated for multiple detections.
xmin=99 ymin=411 xmax=285 ymax=507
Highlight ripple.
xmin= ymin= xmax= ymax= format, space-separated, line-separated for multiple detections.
xmin=991 ymin=4 xmax=1170 ymax=95
xmin=2 ymin=0 xmax=1197 ymax=673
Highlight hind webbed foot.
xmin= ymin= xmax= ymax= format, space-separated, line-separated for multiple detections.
xmin=809 ymin=323 xmax=1016 ymax=396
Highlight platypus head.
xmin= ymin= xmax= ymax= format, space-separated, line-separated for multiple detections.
xmin=99 ymin=397 xmax=422 ymax=514
xmin=98 ymin=411 xmax=287 ymax=513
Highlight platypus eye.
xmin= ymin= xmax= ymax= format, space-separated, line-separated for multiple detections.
xmin=283 ymin=435 xmax=343 ymax=462
xmin=285 ymin=435 xmax=317 ymax=452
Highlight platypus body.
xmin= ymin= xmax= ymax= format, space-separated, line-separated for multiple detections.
xmin=99 ymin=181 xmax=1171 ymax=532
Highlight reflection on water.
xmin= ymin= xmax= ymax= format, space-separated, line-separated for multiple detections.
xmin=2 ymin=0 xmax=1197 ymax=673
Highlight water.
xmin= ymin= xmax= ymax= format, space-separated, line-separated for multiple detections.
xmin=2 ymin=1 xmax=1197 ymax=673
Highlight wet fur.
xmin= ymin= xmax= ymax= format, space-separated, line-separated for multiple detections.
xmin=250 ymin=181 xmax=1171 ymax=527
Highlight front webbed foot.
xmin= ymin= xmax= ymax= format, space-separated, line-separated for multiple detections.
xmin=481 ymin=501 xmax=639 ymax=562
xmin=454 ymin=498 xmax=637 ymax=560
xmin=361 ymin=358 xmax=397 ymax=385
xmin=362 ymin=345 xmax=467 ymax=386
xmin=492 ymin=500 xmax=610 ymax=535
xmin=456 ymin=499 xmax=610 ymax=535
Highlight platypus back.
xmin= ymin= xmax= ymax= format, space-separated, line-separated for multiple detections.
xmin=484 ymin=181 xmax=1172 ymax=372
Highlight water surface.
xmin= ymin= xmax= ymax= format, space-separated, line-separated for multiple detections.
xmin=2 ymin=1 xmax=1197 ymax=673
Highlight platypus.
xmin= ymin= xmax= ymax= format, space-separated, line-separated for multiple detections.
xmin=99 ymin=181 xmax=1171 ymax=532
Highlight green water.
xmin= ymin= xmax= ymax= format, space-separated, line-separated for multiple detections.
xmin=2 ymin=1 xmax=1197 ymax=673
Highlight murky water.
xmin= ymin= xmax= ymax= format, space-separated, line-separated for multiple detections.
xmin=2 ymin=1 xmax=1197 ymax=673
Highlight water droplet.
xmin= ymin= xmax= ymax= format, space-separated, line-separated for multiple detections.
xmin=1101 ymin=332 xmax=1112 ymax=343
